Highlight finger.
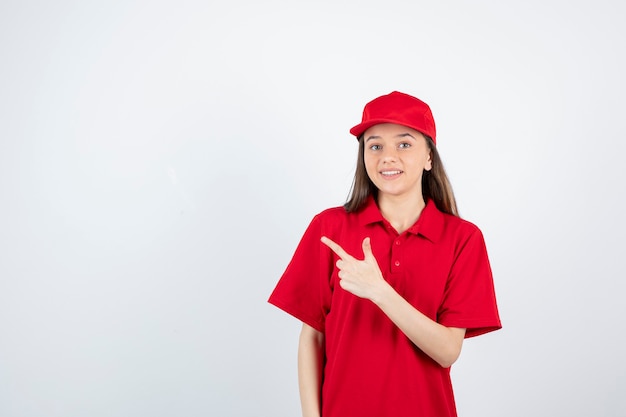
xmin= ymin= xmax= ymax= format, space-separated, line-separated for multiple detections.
xmin=321 ymin=236 xmax=353 ymax=260
xmin=362 ymin=237 xmax=374 ymax=260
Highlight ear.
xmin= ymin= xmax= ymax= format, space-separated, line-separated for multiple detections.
xmin=424 ymin=151 xmax=433 ymax=172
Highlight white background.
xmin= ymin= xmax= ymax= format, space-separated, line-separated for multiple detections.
xmin=1 ymin=1 xmax=625 ymax=416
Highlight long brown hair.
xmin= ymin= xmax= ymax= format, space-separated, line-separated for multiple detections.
xmin=344 ymin=135 xmax=459 ymax=216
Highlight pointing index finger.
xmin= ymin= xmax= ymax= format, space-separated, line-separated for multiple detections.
xmin=321 ymin=236 xmax=352 ymax=260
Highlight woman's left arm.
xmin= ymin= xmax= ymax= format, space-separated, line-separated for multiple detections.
xmin=321 ymin=236 xmax=466 ymax=368
xmin=373 ymin=285 xmax=466 ymax=368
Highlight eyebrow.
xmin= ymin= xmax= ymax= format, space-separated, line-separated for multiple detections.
xmin=365 ymin=133 xmax=417 ymax=142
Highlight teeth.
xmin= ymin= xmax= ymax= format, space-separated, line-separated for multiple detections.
xmin=381 ymin=170 xmax=402 ymax=176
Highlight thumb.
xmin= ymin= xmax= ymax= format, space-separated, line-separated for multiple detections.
xmin=362 ymin=237 xmax=374 ymax=260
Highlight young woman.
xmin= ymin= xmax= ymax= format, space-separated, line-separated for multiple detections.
xmin=268 ymin=91 xmax=501 ymax=417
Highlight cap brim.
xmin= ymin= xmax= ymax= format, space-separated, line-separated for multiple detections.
xmin=350 ymin=118 xmax=431 ymax=139
xmin=349 ymin=118 xmax=408 ymax=138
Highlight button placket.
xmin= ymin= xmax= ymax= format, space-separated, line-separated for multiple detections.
xmin=391 ymin=237 xmax=403 ymax=270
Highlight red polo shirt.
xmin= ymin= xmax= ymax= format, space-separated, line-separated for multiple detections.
xmin=268 ymin=198 xmax=501 ymax=417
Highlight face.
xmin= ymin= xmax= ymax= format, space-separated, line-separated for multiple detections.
xmin=363 ymin=123 xmax=432 ymax=202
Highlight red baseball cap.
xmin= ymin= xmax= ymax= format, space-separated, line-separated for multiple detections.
xmin=349 ymin=91 xmax=437 ymax=144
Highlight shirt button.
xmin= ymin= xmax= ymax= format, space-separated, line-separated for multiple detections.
xmin=395 ymin=240 xmax=401 ymax=245
xmin=394 ymin=260 xmax=400 ymax=267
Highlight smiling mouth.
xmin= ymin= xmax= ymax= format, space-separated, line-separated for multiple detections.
xmin=381 ymin=170 xmax=403 ymax=176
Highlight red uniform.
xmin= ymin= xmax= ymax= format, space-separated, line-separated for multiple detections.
xmin=269 ymin=197 xmax=501 ymax=417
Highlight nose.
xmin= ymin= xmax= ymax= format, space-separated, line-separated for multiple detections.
xmin=381 ymin=146 xmax=398 ymax=162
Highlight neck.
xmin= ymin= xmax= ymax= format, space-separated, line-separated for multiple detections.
xmin=377 ymin=192 xmax=426 ymax=234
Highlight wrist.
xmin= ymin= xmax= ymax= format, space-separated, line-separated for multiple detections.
xmin=370 ymin=278 xmax=395 ymax=307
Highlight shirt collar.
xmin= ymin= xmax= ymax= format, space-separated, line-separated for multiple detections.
xmin=358 ymin=196 xmax=444 ymax=243
xmin=358 ymin=195 xmax=385 ymax=226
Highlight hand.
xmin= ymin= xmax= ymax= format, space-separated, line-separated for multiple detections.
xmin=320 ymin=236 xmax=388 ymax=301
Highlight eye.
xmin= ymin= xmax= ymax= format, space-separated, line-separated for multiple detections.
xmin=398 ymin=142 xmax=411 ymax=149
xmin=369 ymin=144 xmax=382 ymax=151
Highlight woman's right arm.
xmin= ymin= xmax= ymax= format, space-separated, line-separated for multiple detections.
xmin=298 ymin=323 xmax=324 ymax=417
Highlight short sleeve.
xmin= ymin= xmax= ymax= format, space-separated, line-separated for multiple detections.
xmin=437 ymin=227 xmax=502 ymax=338
xmin=268 ymin=215 xmax=334 ymax=333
